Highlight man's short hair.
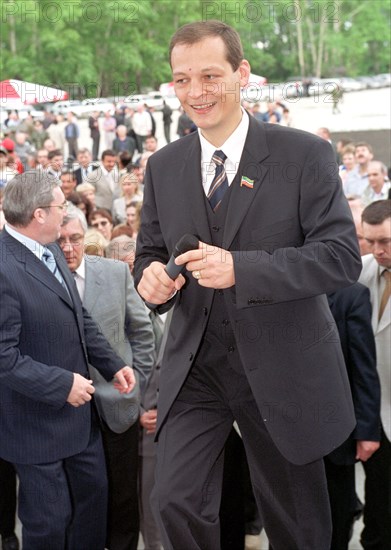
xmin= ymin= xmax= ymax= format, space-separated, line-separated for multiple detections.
xmin=3 ymin=171 xmax=59 ymax=227
xmin=77 ymin=148 xmax=91 ymax=156
xmin=362 ymin=200 xmax=391 ymax=225
xmin=355 ymin=142 xmax=374 ymax=155
xmin=101 ymin=149 xmax=116 ymax=160
xmin=169 ymin=20 xmax=243 ymax=71
xmin=62 ymin=203 xmax=88 ymax=233
xmin=48 ymin=149 xmax=62 ymax=160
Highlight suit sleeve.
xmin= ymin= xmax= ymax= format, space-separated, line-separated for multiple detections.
xmin=0 ymin=272 xmax=73 ymax=408
xmin=346 ymin=286 xmax=381 ymax=441
xmin=82 ymin=305 xmax=126 ymax=381
xmin=134 ymin=162 xmax=177 ymax=314
xmin=232 ymin=138 xmax=362 ymax=306
xmin=123 ymin=266 xmax=155 ymax=395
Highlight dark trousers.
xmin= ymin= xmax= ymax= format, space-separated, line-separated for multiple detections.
xmin=14 ymin=419 xmax=107 ymax=550
xmin=92 ymin=134 xmax=100 ymax=161
xmin=101 ymin=420 xmax=140 ymax=550
xmin=66 ymin=137 xmax=78 ymax=159
xmin=361 ymin=430 xmax=391 ymax=549
xmin=324 ymin=458 xmax=356 ymax=550
xmin=152 ymin=359 xmax=331 ymax=550
xmin=163 ymin=124 xmax=171 ymax=144
xmin=220 ymin=428 xmax=245 ymax=550
xmin=0 ymin=458 xmax=17 ymax=538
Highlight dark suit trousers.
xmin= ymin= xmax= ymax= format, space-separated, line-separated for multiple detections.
xmin=152 ymin=358 xmax=331 ymax=550
xmin=101 ymin=420 xmax=140 ymax=550
xmin=361 ymin=429 xmax=391 ymax=550
xmin=91 ymin=133 xmax=100 ymax=161
xmin=14 ymin=417 xmax=108 ymax=550
xmin=220 ymin=428 xmax=245 ymax=550
xmin=324 ymin=458 xmax=356 ymax=550
xmin=0 ymin=458 xmax=17 ymax=538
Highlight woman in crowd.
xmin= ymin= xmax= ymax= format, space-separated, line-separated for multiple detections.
xmin=112 ymin=169 xmax=143 ymax=225
xmin=89 ymin=209 xmax=114 ymax=242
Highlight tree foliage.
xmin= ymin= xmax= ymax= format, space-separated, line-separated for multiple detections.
xmin=1 ymin=0 xmax=389 ymax=98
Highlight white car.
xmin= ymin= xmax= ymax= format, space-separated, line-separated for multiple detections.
xmin=50 ymin=99 xmax=114 ymax=117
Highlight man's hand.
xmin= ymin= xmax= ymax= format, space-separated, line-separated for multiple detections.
xmin=67 ymin=373 xmax=95 ymax=407
xmin=356 ymin=440 xmax=380 ymax=462
xmin=113 ymin=366 xmax=136 ymax=394
xmin=176 ymin=241 xmax=235 ymax=289
xmin=140 ymin=409 xmax=158 ymax=434
xmin=137 ymin=261 xmax=185 ymax=305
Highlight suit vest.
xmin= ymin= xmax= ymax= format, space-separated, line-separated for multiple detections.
xmin=196 ymin=173 xmax=245 ymax=375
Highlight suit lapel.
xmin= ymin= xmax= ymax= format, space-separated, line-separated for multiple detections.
xmin=223 ymin=118 xmax=270 ymax=249
xmin=10 ymin=239 xmax=73 ymax=308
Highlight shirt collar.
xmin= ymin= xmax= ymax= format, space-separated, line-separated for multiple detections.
xmin=5 ymin=224 xmax=46 ymax=260
xmin=75 ymin=256 xmax=86 ymax=279
xmin=198 ymin=107 xmax=249 ymax=168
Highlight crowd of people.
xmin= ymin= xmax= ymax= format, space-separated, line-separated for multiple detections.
xmin=0 ymin=19 xmax=390 ymax=550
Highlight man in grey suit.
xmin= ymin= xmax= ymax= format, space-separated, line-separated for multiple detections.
xmin=134 ymin=21 xmax=362 ymax=550
xmin=86 ymin=149 xmax=119 ymax=211
xmin=59 ymin=207 xmax=155 ymax=550
xmin=359 ymin=200 xmax=391 ymax=549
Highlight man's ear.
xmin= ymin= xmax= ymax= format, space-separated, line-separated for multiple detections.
xmin=238 ymin=59 xmax=251 ymax=88
xmin=33 ymin=207 xmax=47 ymax=226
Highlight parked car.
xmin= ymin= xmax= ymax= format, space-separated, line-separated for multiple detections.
xmin=308 ymin=79 xmax=341 ymax=96
xmin=50 ymin=99 xmax=114 ymax=117
xmin=339 ymin=77 xmax=365 ymax=92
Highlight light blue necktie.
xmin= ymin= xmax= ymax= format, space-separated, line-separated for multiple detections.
xmin=42 ymin=248 xmax=67 ymax=289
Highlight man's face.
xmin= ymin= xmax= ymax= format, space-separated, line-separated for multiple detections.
xmin=77 ymin=151 xmax=91 ymax=168
xmin=37 ymin=150 xmax=49 ymax=167
xmin=367 ymin=162 xmax=385 ymax=192
xmin=145 ymin=137 xmax=157 ymax=152
xmin=60 ymin=173 xmax=77 ymax=198
xmin=102 ymin=155 xmax=116 ymax=172
xmin=58 ymin=218 xmax=85 ymax=272
xmin=355 ymin=146 xmax=373 ymax=166
xmin=50 ymin=155 xmax=63 ymax=171
xmin=172 ymin=36 xmax=250 ymax=144
xmin=362 ymin=219 xmax=391 ymax=268
xmin=40 ymin=186 xmax=67 ymax=243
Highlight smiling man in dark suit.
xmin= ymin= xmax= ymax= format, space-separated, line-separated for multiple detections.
xmin=134 ymin=20 xmax=362 ymax=550
xmin=0 ymin=171 xmax=135 ymax=549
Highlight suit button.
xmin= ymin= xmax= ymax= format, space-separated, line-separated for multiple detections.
xmin=212 ymin=225 xmax=220 ymax=232
xmin=203 ymin=307 xmax=208 ymax=315
xmin=228 ymin=346 xmax=235 ymax=353
xmin=222 ymin=319 xmax=229 ymax=326
xmin=189 ymin=353 xmax=194 ymax=361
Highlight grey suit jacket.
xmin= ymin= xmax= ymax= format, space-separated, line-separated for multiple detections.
xmin=83 ymin=255 xmax=155 ymax=433
xmin=134 ymin=117 xmax=362 ymax=465
xmin=359 ymin=254 xmax=391 ymax=439
xmin=86 ymin=166 xmax=120 ymax=211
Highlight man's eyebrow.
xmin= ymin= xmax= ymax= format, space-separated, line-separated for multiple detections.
xmin=173 ymin=66 xmax=223 ymax=77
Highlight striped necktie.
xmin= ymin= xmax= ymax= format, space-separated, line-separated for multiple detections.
xmin=42 ymin=248 xmax=67 ymax=288
xmin=207 ymin=150 xmax=228 ymax=211
xmin=379 ymin=270 xmax=391 ymax=320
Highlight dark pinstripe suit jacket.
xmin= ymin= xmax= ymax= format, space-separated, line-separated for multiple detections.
xmin=0 ymin=230 xmax=125 ymax=464
xmin=134 ymin=117 xmax=363 ymax=465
